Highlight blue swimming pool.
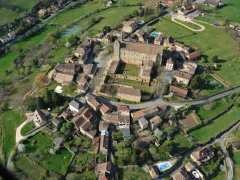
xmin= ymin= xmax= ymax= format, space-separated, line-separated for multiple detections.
xmin=155 ymin=161 xmax=173 ymax=172
xmin=150 ymin=31 xmax=161 ymax=38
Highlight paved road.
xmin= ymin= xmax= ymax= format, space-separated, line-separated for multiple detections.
xmin=109 ymin=85 xmax=240 ymax=110
xmin=168 ymin=121 xmax=240 ymax=179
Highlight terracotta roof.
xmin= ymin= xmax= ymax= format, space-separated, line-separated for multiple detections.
xmin=55 ymin=63 xmax=76 ymax=75
xmin=123 ymin=41 xmax=162 ymax=55
xmin=117 ymin=86 xmax=141 ymax=97
xmin=174 ymin=71 xmax=192 ymax=80
xmin=187 ymin=51 xmax=201 ymax=61
xmin=170 ymin=85 xmax=189 ymax=98
xmin=54 ymin=73 xmax=74 ymax=84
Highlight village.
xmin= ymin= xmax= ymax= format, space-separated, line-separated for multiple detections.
xmin=1 ymin=0 xmax=240 ymax=180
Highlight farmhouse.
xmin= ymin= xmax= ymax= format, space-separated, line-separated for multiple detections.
xmin=174 ymin=71 xmax=192 ymax=85
xmin=170 ymin=85 xmax=189 ymax=98
xmin=190 ymin=146 xmax=215 ymax=165
xmin=52 ymin=63 xmax=78 ymax=85
xmin=27 ymin=109 xmax=48 ymax=127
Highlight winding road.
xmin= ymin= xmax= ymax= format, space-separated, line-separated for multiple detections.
xmin=108 ymin=85 xmax=240 ymax=110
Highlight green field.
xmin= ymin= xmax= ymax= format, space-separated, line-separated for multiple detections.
xmin=119 ymin=166 xmax=151 ymax=180
xmin=200 ymin=0 xmax=240 ymax=23
xmin=0 ymin=0 xmax=38 ymax=25
xmin=196 ymin=98 xmax=230 ymax=120
xmin=118 ymin=63 xmax=140 ymax=77
xmin=190 ymin=106 xmax=240 ymax=143
xmin=24 ymin=133 xmax=73 ymax=175
xmin=154 ymin=17 xmax=240 ymax=85
xmin=15 ymin=155 xmax=47 ymax=179
xmin=0 ymin=110 xmax=23 ymax=161
xmin=21 ymin=121 xmax=35 ymax=136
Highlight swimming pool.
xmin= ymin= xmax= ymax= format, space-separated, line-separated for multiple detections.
xmin=155 ymin=161 xmax=174 ymax=172
xmin=150 ymin=31 xmax=161 ymax=38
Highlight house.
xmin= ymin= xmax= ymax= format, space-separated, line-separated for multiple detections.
xmin=117 ymin=86 xmax=141 ymax=102
xmin=74 ymin=46 xmax=86 ymax=59
xmin=100 ymin=103 xmax=113 ymax=115
xmin=166 ymin=58 xmax=175 ymax=71
xmin=186 ymin=51 xmax=201 ymax=61
xmin=184 ymin=162 xmax=205 ymax=180
xmin=76 ymin=74 xmax=89 ymax=93
xmin=83 ymin=64 xmax=96 ymax=78
xmin=162 ymin=0 xmax=175 ymax=7
xmin=182 ymin=62 xmax=197 ymax=75
xmin=95 ymin=161 xmax=114 ymax=180
xmin=138 ymin=117 xmax=149 ymax=130
xmin=72 ymin=106 xmax=97 ymax=139
xmin=149 ymin=115 xmax=162 ymax=130
xmin=53 ymin=73 xmax=74 ymax=85
xmin=52 ymin=117 xmax=63 ymax=130
xmin=122 ymin=20 xmax=138 ymax=33
xmin=174 ymin=71 xmax=192 ymax=85
xmin=170 ymin=85 xmax=189 ymax=98
xmin=86 ymin=94 xmax=100 ymax=111
xmin=28 ymin=109 xmax=48 ymax=127
xmin=131 ymin=107 xmax=160 ymax=122
xmin=69 ymin=100 xmax=82 ymax=113
xmin=180 ymin=112 xmax=201 ymax=133
xmin=190 ymin=146 xmax=215 ymax=165
xmin=171 ymin=169 xmax=190 ymax=180
xmin=147 ymin=165 xmax=159 ymax=179
xmin=205 ymin=0 xmax=224 ymax=7
xmin=52 ymin=63 xmax=77 ymax=85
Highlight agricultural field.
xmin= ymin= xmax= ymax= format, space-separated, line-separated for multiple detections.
xmin=196 ymin=98 xmax=230 ymax=120
xmin=0 ymin=0 xmax=38 ymax=25
xmin=154 ymin=17 xmax=240 ymax=85
xmin=0 ymin=110 xmax=23 ymax=162
xmin=190 ymin=105 xmax=240 ymax=143
xmin=119 ymin=166 xmax=151 ymax=180
xmin=233 ymin=151 xmax=240 ymax=180
xmin=199 ymin=0 xmax=240 ymax=24
xmin=23 ymin=133 xmax=73 ymax=175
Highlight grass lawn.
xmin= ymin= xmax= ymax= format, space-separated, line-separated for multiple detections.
xmin=233 ymin=151 xmax=240 ymax=165
xmin=0 ymin=0 xmax=38 ymax=25
xmin=190 ymin=106 xmax=240 ymax=143
xmin=14 ymin=155 xmax=47 ymax=179
xmin=196 ymin=98 xmax=230 ymax=120
xmin=115 ymin=78 xmax=155 ymax=94
xmin=200 ymin=0 xmax=240 ymax=23
xmin=24 ymin=133 xmax=73 ymax=175
xmin=21 ymin=121 xmax=35 ymax=136
xmin=155 ymin=17 xmax=240 ymax=85
xmin=118 ymin=63 xmax=140 ymax=77
xmin=234 ymin=165 xmax=240 ymax=180
xmin=0 ymin=110 xmax=23 ymax=161
xmin=212 ymin=171 xmax=226 ymax=180
xmin=119 ymin=166 xmax=151 ymax=180
xmin=233 ymin=151 xmax=240 ymax=180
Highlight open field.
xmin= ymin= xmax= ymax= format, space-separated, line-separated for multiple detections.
xmin=0 ymin=110 xmax=23 ymax=161
xmin=24 ymin=133 xmax=73 ymax=175
xmin=154 ymin=17 xmax=240 ymax=85
xmin=21 ymin=121 xmax=35 ymax=136
xmin=117 ymin=63 xmax=140 ymax=77
xmin=196 ymin=98 xmax=230 ymax=120
xmin=199 ymin=0 xmax=240 ymax=23
xmin=119 ymin=166 xmax=151 ymax=180
xmin=190 ymin=106 xmax=240 ymax=143
xmin=15 ymin=155 xmax=47 ymax=179
xmin=0 ymin=0 xmax=38 ymax=25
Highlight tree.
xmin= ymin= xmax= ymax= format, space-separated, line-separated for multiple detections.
xmin=212 ymin=55 xmax=220 ymax=63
